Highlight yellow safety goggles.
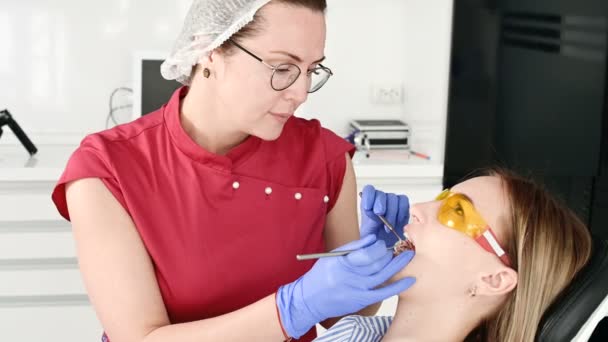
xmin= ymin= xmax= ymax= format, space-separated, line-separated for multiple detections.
xmin=436 ymin=189 xmax=511 ymax=266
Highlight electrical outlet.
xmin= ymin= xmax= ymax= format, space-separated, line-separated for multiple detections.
xmin=371 ymin=83 xmax=404 ymax=105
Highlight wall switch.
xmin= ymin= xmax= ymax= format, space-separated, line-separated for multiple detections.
xmin=371 ymin=83 xmax=404 ymax=105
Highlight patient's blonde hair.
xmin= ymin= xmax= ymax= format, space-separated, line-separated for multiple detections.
xmin=470 ymin=168 xmax=592 ymax=342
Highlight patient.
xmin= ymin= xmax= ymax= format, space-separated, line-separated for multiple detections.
xmin=315 ymin=168 xmax=592 ymax=342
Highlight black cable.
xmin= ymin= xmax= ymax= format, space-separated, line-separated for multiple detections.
xmin=106 ymin=87 xmax=133 ymax=129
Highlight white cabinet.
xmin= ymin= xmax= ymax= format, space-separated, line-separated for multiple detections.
xmin=0 ymin=306 xmax=102 ymax=341
xmin=0 ymin=145 xmax=101 ymax=341
xmin=0 ymin=190 xmax=102 ymax=340
xmin=353 ymin=151 xmax=444 ymax=203
xmin=0 ymin=146 xmax=443 ymax=340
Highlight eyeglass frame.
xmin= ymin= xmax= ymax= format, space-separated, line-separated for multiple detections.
xmin=435 ymin=189 xmax=512 ymax=267
xmin=228 ymin=39 xmax=333 ymax=93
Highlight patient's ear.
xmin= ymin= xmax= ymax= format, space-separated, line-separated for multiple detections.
xmin=477 ymin=267 xmax=518 ymax=297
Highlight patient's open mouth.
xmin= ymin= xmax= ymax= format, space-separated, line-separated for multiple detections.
xmin=393 ymin=239 xmax=415 ymax=255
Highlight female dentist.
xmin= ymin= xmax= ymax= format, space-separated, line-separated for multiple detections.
xmin=52 ymin=0 xmax=415 ymax=341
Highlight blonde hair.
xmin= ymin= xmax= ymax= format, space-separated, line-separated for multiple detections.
xmin=470 ymin=168 xmax=592 ymax=342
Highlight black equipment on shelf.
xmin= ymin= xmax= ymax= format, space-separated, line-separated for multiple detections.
xmin=0 ymin=109 xmax=38 ymax=156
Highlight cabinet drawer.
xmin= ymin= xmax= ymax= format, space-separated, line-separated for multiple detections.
xmin=0 ymin=231 xmax=75 ymax=259
xmin=0 ymin=268 xmax=85 ymax=297
xmin=0 ymin=305 xmax=102 ymax=342
xmin=0 ymin=221 xmax=74 ymax=260
xmin=0 ymin=193 xmax=62 ymax=221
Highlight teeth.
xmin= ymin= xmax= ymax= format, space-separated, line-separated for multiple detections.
xmin=393 ymin=239 xmax=415 ymax=255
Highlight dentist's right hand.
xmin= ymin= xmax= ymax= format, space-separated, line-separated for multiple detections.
xmin=276 ymin=234 xmax=415 ymax=339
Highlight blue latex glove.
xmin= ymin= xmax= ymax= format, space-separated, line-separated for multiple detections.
xmin=360 ymin=185 xmax=410 ymax=248
xmin=276 ymin=235 xmax=415 ymax=339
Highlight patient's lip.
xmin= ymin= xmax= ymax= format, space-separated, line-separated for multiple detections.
xmin=403 ymin=226 xmax=416 ymax=250
xmin=404 ymin=236 xmax=416 ymax=251
xmin=393 ymin=226 xmax=415 ymax=254
xmin=404 ymin=231 xmax=413 ymax=244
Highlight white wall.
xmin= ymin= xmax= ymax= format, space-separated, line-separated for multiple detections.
xmin=0 ymin=0 xmax=453 ymax=162
xmin=0 ymin=0 xmax=191 ymax=142
xmin=302 ymin=0 xmax=454 ymax=163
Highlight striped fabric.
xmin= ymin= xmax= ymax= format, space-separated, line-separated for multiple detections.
xmin=313 ymin=315 xmax=393 ymax=342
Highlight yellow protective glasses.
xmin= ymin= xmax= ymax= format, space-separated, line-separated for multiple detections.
xmin=436 ymin=189 xmax=511 ymax=266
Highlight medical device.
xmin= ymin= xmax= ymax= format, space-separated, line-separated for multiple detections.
xmin=349 ymin=119 xmax=410 ymax=151
xmin=0 ymin=109 xmax=38 ymax=156
xmin=296 ymin=193 xmax=414 ymax=260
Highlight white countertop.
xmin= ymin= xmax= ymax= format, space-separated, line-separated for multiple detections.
xmin=352 ymin=150 xmax=443 ymax=179
xmin=0 ymin=145 xmax=75 ymax=182
xmin=0 ymin=145 xmax=443 ymax=182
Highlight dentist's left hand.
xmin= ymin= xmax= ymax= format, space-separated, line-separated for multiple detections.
xmin=276 ymin=235 xmax=415 ymax=339
xmin=359 ymin=184 xmax=410 ymax=247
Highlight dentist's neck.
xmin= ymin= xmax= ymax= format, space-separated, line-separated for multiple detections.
xmin=180 ymin=77 xmax=248 ymax=155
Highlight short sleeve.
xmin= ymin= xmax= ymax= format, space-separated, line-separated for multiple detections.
xmin=321 ymin=127 xmax=356 ymax=212
xmin=51 ymin=136 xmax=127 ymax=221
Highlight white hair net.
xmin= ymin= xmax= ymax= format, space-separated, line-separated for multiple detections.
xmin=161 ymin=0 xmax=272 ymax=85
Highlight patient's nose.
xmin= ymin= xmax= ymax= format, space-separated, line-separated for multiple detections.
xmin=409 ymin=200 xmax=441 ymax=224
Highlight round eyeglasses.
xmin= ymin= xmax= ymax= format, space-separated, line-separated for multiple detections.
xmin=229 ymin=39 xmax=333 ymax=93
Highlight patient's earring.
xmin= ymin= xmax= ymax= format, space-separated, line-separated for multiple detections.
xmin=468 ymin=285 xmax=477 ymax=298
xmin=203 ymin=68 xmax=211 ymax=78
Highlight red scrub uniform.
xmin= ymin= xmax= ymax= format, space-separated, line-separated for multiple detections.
xmin=52 ymin=87 xmax=355 ymax=341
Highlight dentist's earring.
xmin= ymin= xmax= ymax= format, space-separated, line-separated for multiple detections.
xmin=203 ymin=68 xmax=211 ymax=78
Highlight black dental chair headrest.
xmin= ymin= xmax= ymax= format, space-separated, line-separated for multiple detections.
xmin=536 ymin=236 xmax=608 ymax=341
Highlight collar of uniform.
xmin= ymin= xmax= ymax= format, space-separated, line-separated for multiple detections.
xmin=163 ymin=86 xmax=261 ymax=171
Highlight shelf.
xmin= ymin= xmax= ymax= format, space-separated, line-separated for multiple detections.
xmin=0 ymin=145 xmax=444 ymax=182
